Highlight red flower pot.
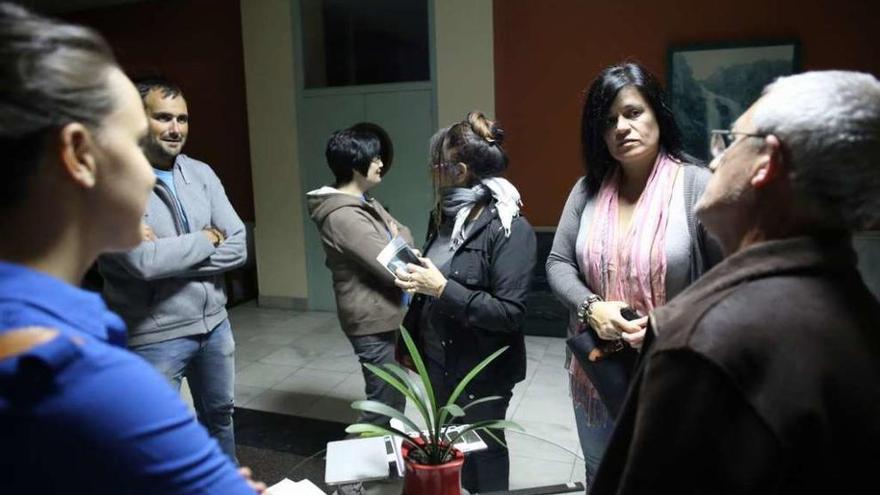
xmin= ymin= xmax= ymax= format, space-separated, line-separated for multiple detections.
xmin=401 ymin=440 xmax=465 ymax=495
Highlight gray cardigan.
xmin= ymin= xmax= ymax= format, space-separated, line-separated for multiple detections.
xmin=98 ymin=154 xmax=247 ymax=346
xmin=546 ymin=164 xmax=722 ymax=342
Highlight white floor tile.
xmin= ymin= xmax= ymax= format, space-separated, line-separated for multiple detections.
xmin=259 ymin=346 xmax=317 ymax=367
xmin=506 ymin=428 xmax=578 ymax=463
xmin=242 ymin=331 xmax=300 ymax=346
xmin=234 ymin=384 xmax=267 ymax=408
xmin=244 ymin=389 xmax=321 ymax=416
xmin=235 ymin=341 xmax=280 ymax=363
xmin=299 ymin=396 xmax=361 ymax=424
xmin=234 ymin=358 xmax=253 ymax=372
xmin=286 ymin=312 xmax=339 ymax=333
xmin=544 ymin=341 xmax=568 ymax=360
xmin=295 ymin=332 xmax=352 ymax=353
xmin=509 ymin=455 xmax=577 ymax=490
xmin=527 ymin=365 xmax=570 ymax=390
xmin=302 ymin=352 xmax=362 ymax=373
xmin=514 ymin=393 xmax=576 ymax=427
xmin=236 ymin=362 xmax=300 ymax=388
xmin=271 ymin=367 xmax=351 ymax=395
xmin=328 ymin=372 xmax=368 ymax=401
xmin=509 ymin=419 xmax=583 ymax=456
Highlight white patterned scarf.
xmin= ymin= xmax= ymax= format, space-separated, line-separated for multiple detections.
xmin=442 ymin=177 xmax=522 ymax=250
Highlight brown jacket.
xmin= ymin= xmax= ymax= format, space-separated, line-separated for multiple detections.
xmin=593 ymin=236 xmax=880 ymax=494
xmin=307 ymin=188 xmax=414 ymax=336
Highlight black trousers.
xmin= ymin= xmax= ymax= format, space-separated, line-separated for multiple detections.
xmin=347 ymin=330 xmax=406 ymax=426
xmin=427 ymin=359 xmax=514 ymax=493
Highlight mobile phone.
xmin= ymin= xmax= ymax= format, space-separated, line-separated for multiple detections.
xmin=620 ymin=306 xmax=641 ymax=321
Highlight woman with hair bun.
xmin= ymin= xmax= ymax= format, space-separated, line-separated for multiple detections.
xmin=395 ymin=111 xmax=537 ymax=492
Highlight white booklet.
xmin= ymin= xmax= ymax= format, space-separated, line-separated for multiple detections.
xmin=324 ymin=436 xmax=390 ymax=485
xmin=376 ymin=236 xmax=423 ymax=276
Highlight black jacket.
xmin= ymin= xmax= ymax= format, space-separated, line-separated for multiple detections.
xmin=401 ymin=202 xmax=537 ymax=389
xmin=592 ymin=236 xmax=880 ymax=494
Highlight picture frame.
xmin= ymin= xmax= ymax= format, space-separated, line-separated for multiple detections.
xmin=668 ymin=40 xmax=800 ymax=160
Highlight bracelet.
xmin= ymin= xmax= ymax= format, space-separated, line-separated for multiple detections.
xmin=576 ymin=294 xmax=602 ymax=324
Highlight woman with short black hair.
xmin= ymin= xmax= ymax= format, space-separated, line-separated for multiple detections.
xmin=307 ymin=122 xmax=411 ymax=428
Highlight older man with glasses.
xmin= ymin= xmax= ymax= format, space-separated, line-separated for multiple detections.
xmin=591 ymin=71 xmax=880 ymax=494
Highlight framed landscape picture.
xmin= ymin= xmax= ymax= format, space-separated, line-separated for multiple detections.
xmin=668 ymin=40 xmax=800 ymax=160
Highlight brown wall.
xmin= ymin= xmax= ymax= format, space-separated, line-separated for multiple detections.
xmin=66 ymin=0 xmax=255 ymax=221
xmin=494 ymin=0 xmax=880 ymax=227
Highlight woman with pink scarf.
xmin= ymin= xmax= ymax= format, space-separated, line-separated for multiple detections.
xmin=546 ymin=62 xmax=721 ymax=486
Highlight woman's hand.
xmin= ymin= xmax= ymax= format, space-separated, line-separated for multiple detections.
xmin=588 ymin=301 xmax=648 ymax=346
xmin=620 ymin=317 xmax=649 ymax=349
xmin=237 ymin=466 xmax=267 ymax=493
xmin=394 ymin=257 xmax=447 ymax=298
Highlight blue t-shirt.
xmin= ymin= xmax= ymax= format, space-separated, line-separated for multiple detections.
xmin=154 ymin=167 xmax=177 ymax=196
xmin=154 ymin=166 xmax=191 ymax=233
xmin=0 ymin=261 xmax=254 ymax=494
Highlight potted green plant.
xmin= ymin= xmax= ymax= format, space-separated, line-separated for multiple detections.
xmin=345 ymin=326 xmax=523 ymax=495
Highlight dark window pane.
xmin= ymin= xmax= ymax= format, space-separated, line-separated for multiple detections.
xmin=301 ymin=0 xmax=430 ymax=88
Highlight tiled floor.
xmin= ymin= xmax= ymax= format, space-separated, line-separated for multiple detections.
xmin=222 ymin=302 xmax=585 ymax=490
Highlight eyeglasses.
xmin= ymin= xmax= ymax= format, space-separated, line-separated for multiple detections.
xmin=709 ymin=130 xmax=767 ymax=158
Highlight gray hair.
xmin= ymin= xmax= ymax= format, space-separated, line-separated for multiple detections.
xmin=0 ymin=2 xmax=118 ymax=208
xmin=753 ymin=70 xmax=880 ymax=231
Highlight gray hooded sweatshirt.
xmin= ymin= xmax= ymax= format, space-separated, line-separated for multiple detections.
xmin=98 ymin=154 xmax=247 ymax=346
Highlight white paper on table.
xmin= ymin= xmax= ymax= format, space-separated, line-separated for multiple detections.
xmin=266 ymin=478 xmax=327 ymax=495
xmin=325 ymin=436 xmax=390 ymax=485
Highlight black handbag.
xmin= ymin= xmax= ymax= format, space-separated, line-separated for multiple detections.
xmin=566 ymin=324 xmax=638 ymax=419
